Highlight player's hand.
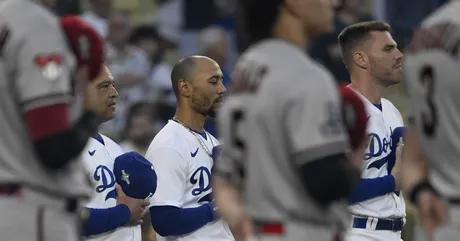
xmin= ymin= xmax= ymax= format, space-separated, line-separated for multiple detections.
xmin=417 ymin=190 xmax=449 ymax=241
xmin=349 ymin=138 xmax=367 ymax=169
xmin=228 ymin=213 xmax=254 ymax=241
xmin=115 ymin=184 xmax=150 ymax=226
xmin=391 ymin=137 xmax=404 ymax=191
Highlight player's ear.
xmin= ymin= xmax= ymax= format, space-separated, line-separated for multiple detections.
xmin=178 ymin=79 xmax=192 ymax=98
xmin=353 ymin=51 xmax=368 ymax=69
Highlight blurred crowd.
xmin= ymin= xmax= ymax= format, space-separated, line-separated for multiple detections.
xmin=52 ymin=1 xmax=449 ymax=239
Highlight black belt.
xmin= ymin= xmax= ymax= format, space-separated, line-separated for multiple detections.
xmin=353 ymin=217 xmax=404 ymax=231
xmin=0 ymin=184 xmax=78 ymax=213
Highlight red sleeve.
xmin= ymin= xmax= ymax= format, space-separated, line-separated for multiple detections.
xmin=25 ymin=104 xmax=71 ymax=140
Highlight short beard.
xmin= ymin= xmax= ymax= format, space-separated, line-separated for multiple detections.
xmin=191 ymin=94 xmax=213 ymax=117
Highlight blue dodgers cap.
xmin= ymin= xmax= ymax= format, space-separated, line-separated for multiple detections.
xmin=114 ymin=152 xmax=157 ymax=199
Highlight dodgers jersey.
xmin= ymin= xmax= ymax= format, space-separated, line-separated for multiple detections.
xmin=348 ymin=90 xmax=406 ymax=219
xmin=146 ymin=120 xmax=234 ymax=241
xmin=82 ymin=134 xmax=141 ymax=241
xmin=403 ymin=0 xmax=460 ymax=198
xmin=214 ymin=39 xmax=350 ymax=229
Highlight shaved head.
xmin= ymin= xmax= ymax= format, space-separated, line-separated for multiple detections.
xmin=170 ymin=55 xmax=226 ymax=118
xmin=171 ymin=55 xmax=219 ymax=98
xmin=171 ymin=56 xmax=197 ymax=97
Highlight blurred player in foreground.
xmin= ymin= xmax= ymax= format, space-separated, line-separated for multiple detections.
xmin=211 ymin=0 xmax=369 ymax=240
xmin=403 ymin=1 xmax=460 ymax=240
xmin=338 ymin=21 xmax=406 ymax=241
xmin=145 ymin=55 xmax=233 ymax=241
xmin=79 ymin=65 xmax=152 ymax=241
xmin=0 ymin=1 xmax=104 ymax=240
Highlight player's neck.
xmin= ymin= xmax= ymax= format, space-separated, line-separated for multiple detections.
xmin=273 ymin=10 xmax=309 ymax=49
xmin=174 ymin=106 xmax=206 ymax=133
xmin=349 ymin=78 xmax=384 ymax=104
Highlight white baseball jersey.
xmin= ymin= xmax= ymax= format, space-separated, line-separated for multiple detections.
xmin=214 ymin=39 xmax=350 ymax=238
xmin=82 ymin=134 xmax=141 ymax=241
xmin=146 ymin=120 xmax=234 ymax=241
xmin=348 ymin=91 xmax=406 ymax=219
xmin=403 ymin=0 xmax=460 ymax=198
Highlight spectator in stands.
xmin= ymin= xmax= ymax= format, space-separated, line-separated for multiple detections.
xmin=310 ymin=0 xmax=373 ymax=83
xmin=80 ymin=0 xmax=112 ymax=38
xmin=120 ymin=102 xmax=158 ymax=156
xmin=198 ymin=25 xmax=231 ymax=137
xmin=130 ymin=25 xmax=174 ymax=106
xmin=101 ymin=10 xmax=151 ymax=137
xmin=386 ymin=0 xmax=441 ymax=51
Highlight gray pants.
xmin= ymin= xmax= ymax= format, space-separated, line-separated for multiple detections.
xmin=0 ymin=188 xmax=81 ymax=241
xmin=252 ymin=221 xmax=340 ymax=241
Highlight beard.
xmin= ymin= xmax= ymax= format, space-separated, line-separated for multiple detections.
xmin=191 ymin=93 xmax=216 ymax=118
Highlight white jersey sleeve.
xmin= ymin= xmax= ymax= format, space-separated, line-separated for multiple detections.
xmin=146 ymin=146 xmax=188 ymax=208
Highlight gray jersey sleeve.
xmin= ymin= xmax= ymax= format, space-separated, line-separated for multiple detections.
xmin=11 ymin=22 xmax=74 ymax=112
xmin=284 ymin=80 xmax=348 ymax=166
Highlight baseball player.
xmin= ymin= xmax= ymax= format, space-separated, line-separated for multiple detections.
xmin=211 ymin=0 xmax=368 ymax=240
xmin=402 ymin=1 xmax=460 ymax=240
xmin=0 ymin=2 xmax=104 ymax=241
xmin=337 ymin=21 xmax=406 ymax=241
xmin=145 ymin=55 xmax=234 ymax=241
xmin=78 ymin=65 xmax=152 ymax=241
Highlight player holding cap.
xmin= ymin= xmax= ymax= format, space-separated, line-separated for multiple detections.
xmin=0 ymin=2 xmax=103 ymax=241
xmin=78 ymin=65 xmax=154 ymax=241
xmin=337 ymin=21 xmax=406 ymax=241
xmin=211 ymin=0 xmax=368 ymax=240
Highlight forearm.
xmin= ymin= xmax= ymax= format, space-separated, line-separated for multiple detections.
xmin=402 ymin=128 xmax=429 ymax=192
xmin=213 ymin=176 xmax=246 ymax=227
xmin=348 ymin=175 xmax=396 ymax=204
xmin=150 ymin=204 xmax=215 ymax=236
xmin=82 ymin=205 xmax=131 ymax=236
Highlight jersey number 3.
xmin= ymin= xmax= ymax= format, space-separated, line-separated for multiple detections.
xmin=420 ymin=65 xmax=437 ymax=138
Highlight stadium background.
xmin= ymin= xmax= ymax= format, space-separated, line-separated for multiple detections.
xmin=53 ymin=0 xmax=449 ymax=240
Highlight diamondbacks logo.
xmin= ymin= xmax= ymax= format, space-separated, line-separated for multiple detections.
xmin=34 ymin=54 xmax=64 ymax=81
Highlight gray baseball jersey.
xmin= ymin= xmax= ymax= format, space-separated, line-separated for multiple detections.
xmin=214 ymin=39 xmax=350 ymax=230
xmin=0 ymin=0 xmax=92 ymax=198
xmin=403 ymin=0 xmax=460 ymax=198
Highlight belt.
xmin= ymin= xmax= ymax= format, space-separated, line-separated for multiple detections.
xmin=0 ymin=184 xmax=78 ymax=213
xmin=353 ymin=217 xmax=404 ymax=231
xmin=448 ymin=198 xmax=460 ymax=205
xmin=253 ymin=221 xmax=285 ymax=235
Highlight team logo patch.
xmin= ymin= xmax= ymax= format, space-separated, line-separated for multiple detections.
xmin=34 ymin=54 xmax=64 ymax=81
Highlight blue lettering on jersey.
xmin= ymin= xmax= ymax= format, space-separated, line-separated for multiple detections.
xmin=93 ymin=165 xmax=116 ymax=200
xmin=366 ymin=128 xmax=396 ymax=170
xmin=190 ymin=166 xmax=211 ymax=196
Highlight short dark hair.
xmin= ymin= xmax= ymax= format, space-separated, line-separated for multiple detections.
xmin=129 ymin=25 xmax=162 ymax=44
xmin=237 ymin=0 xmax=283 ymax=51
xmin=338 ymin=21 xmax=391 ymax=69
xmin=170 ymin=56 xmax=197 ymax=98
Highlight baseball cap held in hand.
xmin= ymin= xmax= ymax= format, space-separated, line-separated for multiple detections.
xmin=114 ymin=152 xmax=157 ymax=199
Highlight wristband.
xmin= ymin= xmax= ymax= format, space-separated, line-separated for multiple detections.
xmin=408 ymin=179 xmax=438 ymax=204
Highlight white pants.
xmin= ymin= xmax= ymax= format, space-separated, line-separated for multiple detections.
xmin=0 ymin=188 xmax=81 ymax=241
xmin=345 ymin=228 xmax=402 ymax=241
